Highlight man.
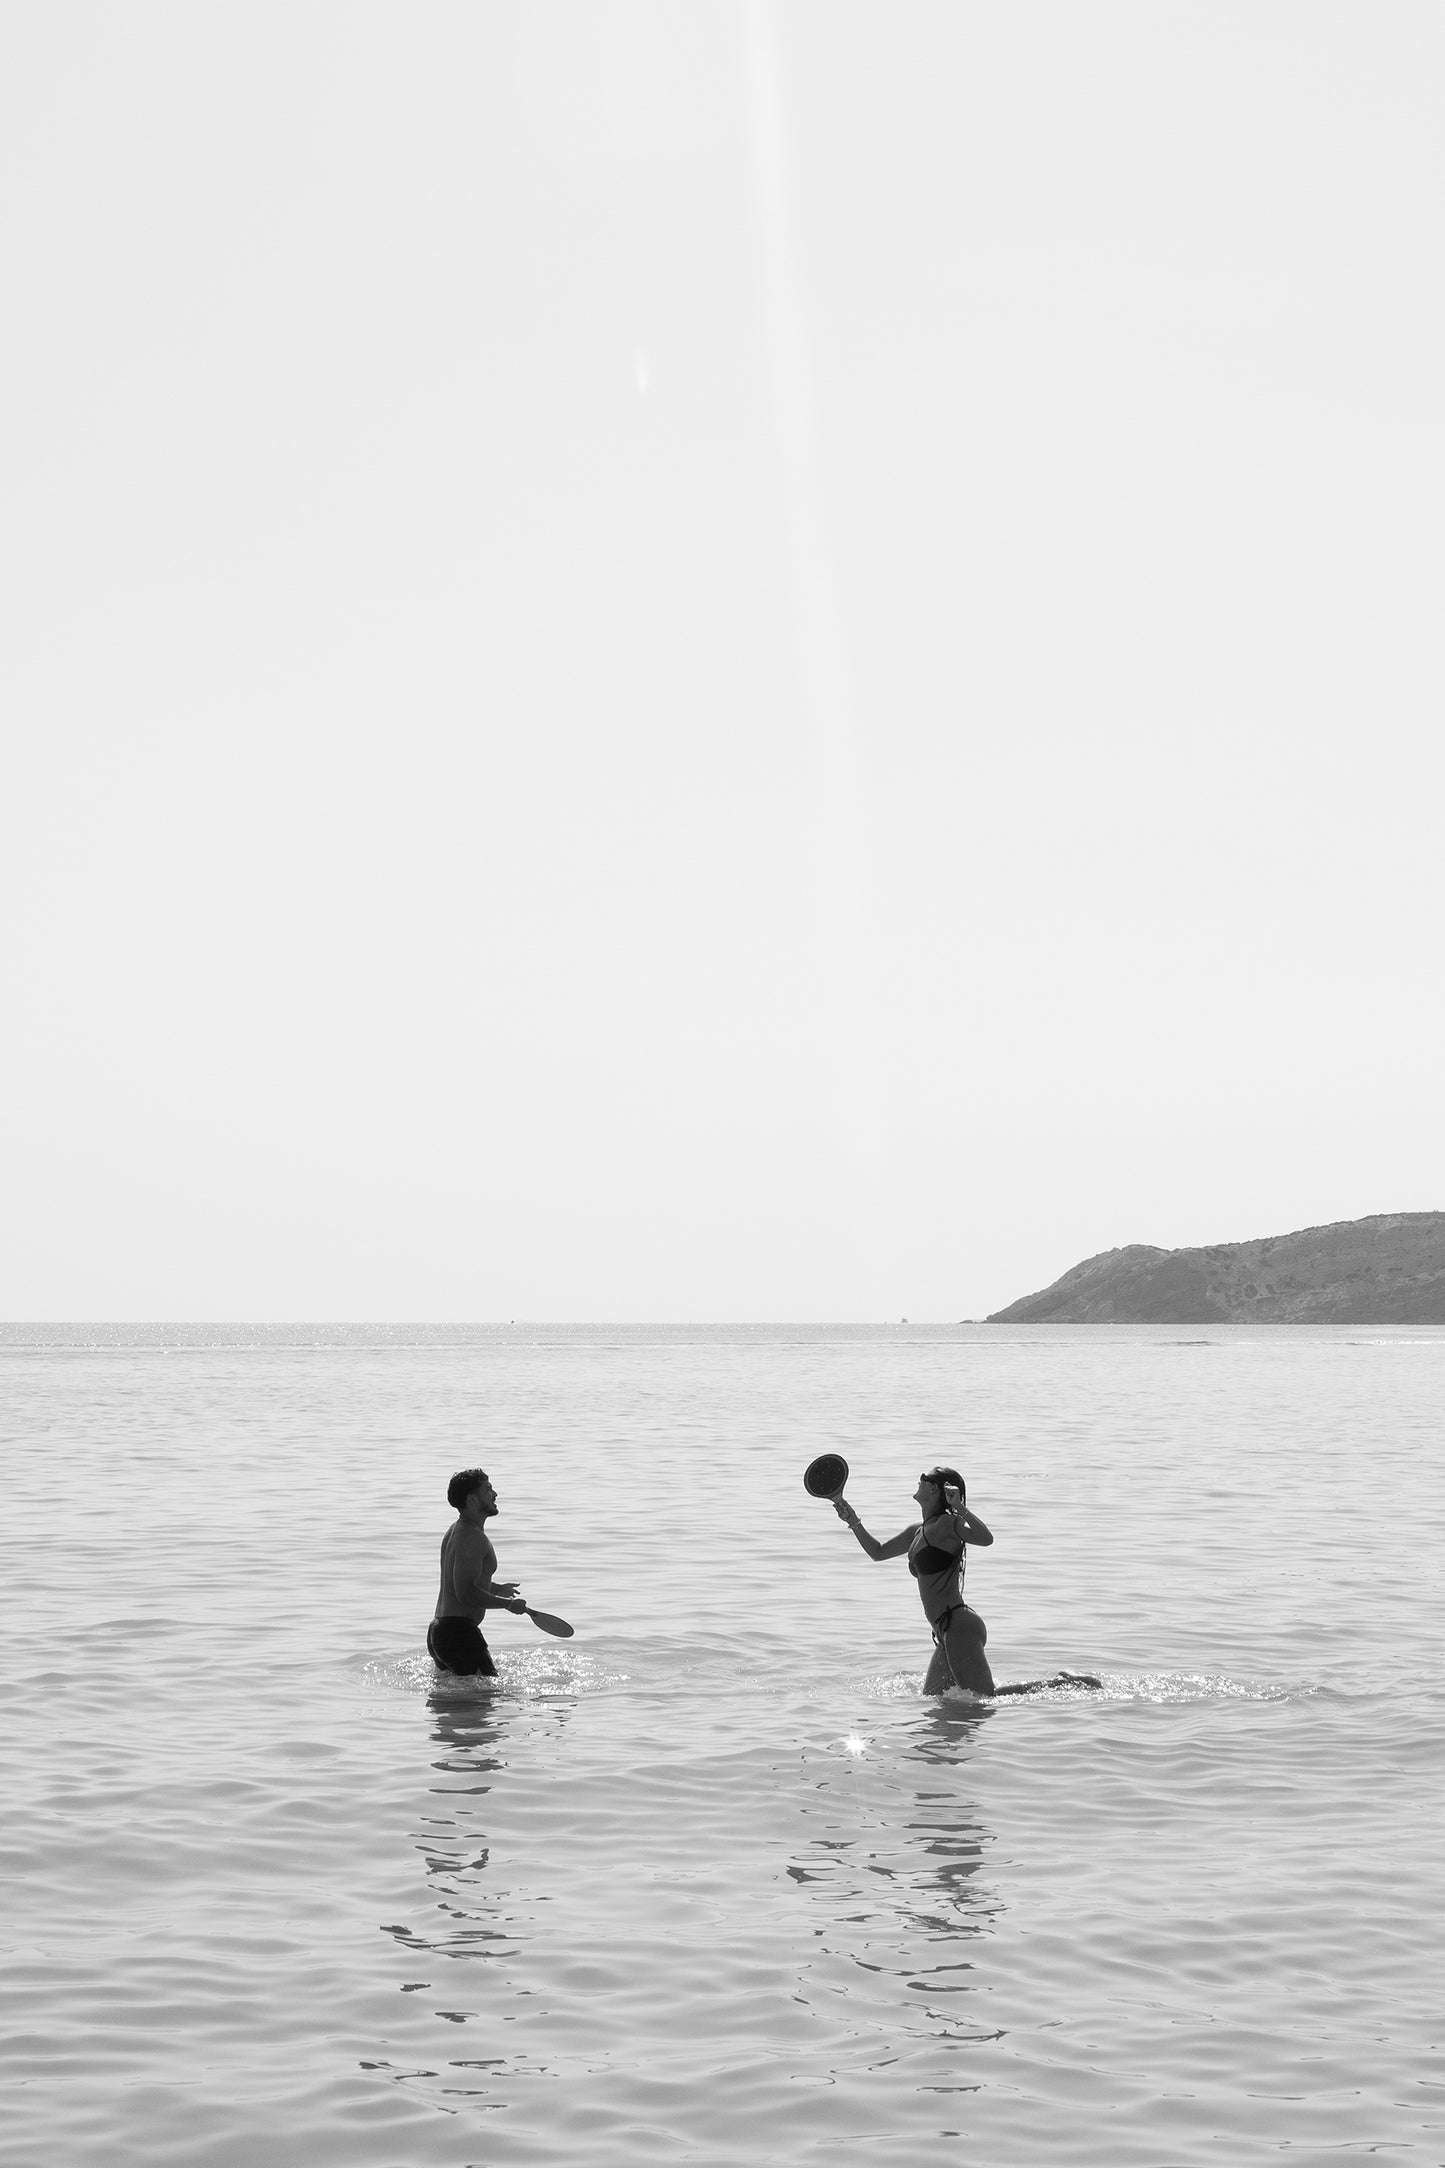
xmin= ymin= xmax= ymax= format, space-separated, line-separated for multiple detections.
xmin=427 ymin=1467 xmax=527 ymax=1677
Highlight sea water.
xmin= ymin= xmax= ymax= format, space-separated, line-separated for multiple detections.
xmin=2 ymin=1323 xmax=1442 ymax=2167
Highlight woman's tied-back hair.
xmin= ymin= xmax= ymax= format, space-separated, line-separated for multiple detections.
xmin=447 ymin=1467 xmax=489 ymax=1512
xmin=923 ymin=1466 xmax=966 ymax=1519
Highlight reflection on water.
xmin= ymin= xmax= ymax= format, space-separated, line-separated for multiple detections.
xmin=376 ymin=1690 xmax=512 ymax=1982
xmin=788 ymin=1697 xmax=1004 ymax=2046
xmin=898 ymin=1702 xmax=1003 ymax=2032
xmin=427 ymin=1683 xmax=509 ymax=1767
xmin=910 ymin=1695 xmax=996 ymax=1764
xmin=414 ymin=1693 xmax=504 ymax=1936
xmin=365 ymin=1690 xmax=525 ymax=2099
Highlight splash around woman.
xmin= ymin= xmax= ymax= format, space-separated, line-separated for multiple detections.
xmin=833 ymin=1468 xmax=1100 ymax=1697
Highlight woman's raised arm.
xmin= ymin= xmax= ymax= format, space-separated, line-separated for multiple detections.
xmin=938 ymin=1480 xmax=993 ymax=1548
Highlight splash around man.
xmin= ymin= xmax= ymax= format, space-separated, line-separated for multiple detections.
xmin=427 ymin=1467 xmax=527 ymax=1678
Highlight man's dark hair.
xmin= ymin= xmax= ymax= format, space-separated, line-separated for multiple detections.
xmin=447 ymin=1467 xmax=489 ymax=1512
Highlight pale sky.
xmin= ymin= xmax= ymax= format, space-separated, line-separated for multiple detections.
xmin=3 ymin=2 xmax=1442 ymax=1319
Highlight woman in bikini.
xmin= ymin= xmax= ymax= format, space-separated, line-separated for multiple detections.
xmin=833 ymin=1465 xmax=996 ymax=1694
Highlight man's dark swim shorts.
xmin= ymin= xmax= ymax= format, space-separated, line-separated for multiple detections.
xmin=427 ymin=1616 xmax=496 ymax=1677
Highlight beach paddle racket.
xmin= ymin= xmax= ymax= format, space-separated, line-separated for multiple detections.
xmin=518 ymin=1604 xmax=573 ymax=1638
xmin=803 ymin=1453 xmax=849 ymax=1500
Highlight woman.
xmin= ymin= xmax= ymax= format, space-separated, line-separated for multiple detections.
xmin=834 ymin=1465 xmax=997 ymax=1694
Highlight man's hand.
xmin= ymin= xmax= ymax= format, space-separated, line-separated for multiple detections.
xmin=507 ymin=1597 xmax=527 ymax=1614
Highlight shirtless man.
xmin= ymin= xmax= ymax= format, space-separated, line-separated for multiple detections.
xmin=427 ymin=1467 xmax=527 ymax=1677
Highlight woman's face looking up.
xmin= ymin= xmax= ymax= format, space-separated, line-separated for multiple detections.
xmin=914 ymin=1473 xmax=942 ymax=1516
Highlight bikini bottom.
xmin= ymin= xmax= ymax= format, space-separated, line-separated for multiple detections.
xmin=931 ymin=1602 xmax=987 ymax=1649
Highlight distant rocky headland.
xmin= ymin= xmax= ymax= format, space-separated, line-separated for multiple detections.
xmin=987 ymin=1212 xmax=1445 ymax=1324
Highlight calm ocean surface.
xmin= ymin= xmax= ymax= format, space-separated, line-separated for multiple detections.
xmin=3 ymin=1323 xmax=1442 ymax=2167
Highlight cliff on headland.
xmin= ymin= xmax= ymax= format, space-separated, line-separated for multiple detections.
xmin=987 ymin=1212 xmax=1445 ymax=1324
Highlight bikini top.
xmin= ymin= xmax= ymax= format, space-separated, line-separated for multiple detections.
xmin=908 ymin=1512 xmax=964 ymax=1579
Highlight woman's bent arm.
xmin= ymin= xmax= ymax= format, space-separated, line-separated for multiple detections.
xmin=960 ymin=1508 xmax=993 ymax=1546
xmin=834 ymin=1498 xmax=916 ymax=1560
